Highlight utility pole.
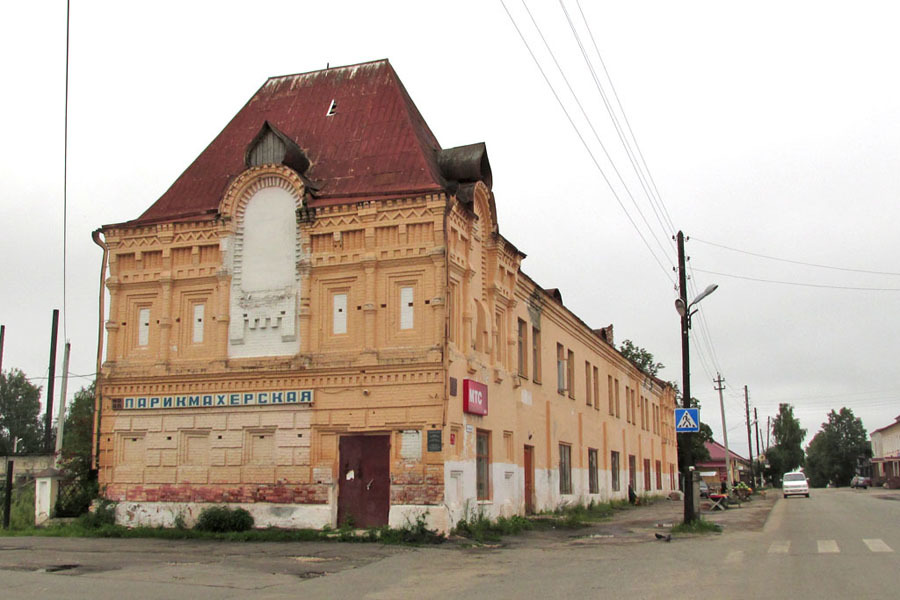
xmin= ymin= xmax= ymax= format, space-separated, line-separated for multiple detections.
xmin=55 ymin=342 xmax=72 ymax=463
xmin=676 ymin=231 xmax=696 ymax=523
xmin=0 ymin=324 xmax=5 ymax=373
xmin=744 ymin=385 xmax=754 ymax=486
xmin=767 ymin=416 xmax=771 ymax=451
xmin=715 ymin=373 xmax=731 ymax=496
xmin=754 ymin=407 xmax=761 ymax=485
xmin=45 ymin=310 xmax=60 ymax=453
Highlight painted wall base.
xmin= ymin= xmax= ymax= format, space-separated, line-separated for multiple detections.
xmin=116 ymin=501 xmax=332 ymax=530
xmin=389 ymin=504 xmax=451 ymax=534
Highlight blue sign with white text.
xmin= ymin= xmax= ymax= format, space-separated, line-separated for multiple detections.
xmin=675 ymin=408 xmax=700 ymax=432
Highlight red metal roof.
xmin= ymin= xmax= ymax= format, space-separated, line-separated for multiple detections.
xmin=129 ymin=59 xmax=446 ymax=226
xmin=696 ymin=440 xmax=749 ymax=465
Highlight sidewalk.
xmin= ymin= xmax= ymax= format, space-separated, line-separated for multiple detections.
xmin=505 ymin=490 xmax=778 ymax=548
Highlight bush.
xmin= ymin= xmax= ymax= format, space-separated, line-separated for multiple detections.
xmin=376 ymin=512 xmax=444 ymax=545
xmin=78 ymin=499 xmax=117 ymax=529
xmin=10 ymin=484 xmax=36 ymax=530
xmin=194 ymin=506 xmax=254 ymax=532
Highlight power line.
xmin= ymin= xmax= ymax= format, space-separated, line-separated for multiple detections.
xmin=517 ymin=0 xmax=674 ymax=269
xmin=557 ymin=0 xmax=674 ymax=252
xmin=692 ymin=268 xmax=900 ymax=291
xmin=693 ymin=237 xmax=900 ymax=276
xmin=574 ymin=0 xmax=677 ymax=235
xmin=500 ymin=0 xmax=675 ymax=283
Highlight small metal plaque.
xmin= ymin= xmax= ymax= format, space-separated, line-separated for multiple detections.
xmin=427 ymin=429 xmax=442 ymax=452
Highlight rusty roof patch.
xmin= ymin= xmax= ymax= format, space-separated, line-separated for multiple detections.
xmin=129 ymin=59 xmax=450 ymax=226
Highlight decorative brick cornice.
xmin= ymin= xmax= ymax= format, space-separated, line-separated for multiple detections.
xmin=220 ymin=164 xmax=306 ymax=227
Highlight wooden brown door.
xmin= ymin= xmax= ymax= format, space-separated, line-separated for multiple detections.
xmin=337 ymin=435 xmax=390 ymax=528
xmin=523 ymin=445 xmax=535 ymax=514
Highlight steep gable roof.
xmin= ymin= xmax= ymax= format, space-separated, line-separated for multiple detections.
xmin=699 ymin=440 xmax=749 ymax=464
xmin=130 ymin=59 xmax=447 ymax=226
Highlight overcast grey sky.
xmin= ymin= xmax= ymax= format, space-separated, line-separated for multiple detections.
xmin=2 ymin=0 xmax=898 ymax=459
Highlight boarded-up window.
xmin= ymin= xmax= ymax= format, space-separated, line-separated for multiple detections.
xmin=557 ymin=344 xmax=566 ymax=394
xmin=333 ymin=293 xmax=348 ymax=334
xmin=400 ymin=286 xmax=414 ymax=330
xmin=611 ymin=451 xmax=620 ymax=491
xmin=656 ymin=460 xmax=663 ymax=490
xmin=138 ymin=307 xmax=150 ymax=347
xmin=517 ymin=319 xmax=527 ymax=377
xmin=567 ymin=350 xmax=575 ymax=400
xmin=585 ymin=362 xmax=592 ymax=407
xmin=559 ymin=443 xmax=572 ymax=494
xmin=476 ymin=430 xmax=491 ymax=500
xmin=192 ymin=303 xmax=205 ymax=343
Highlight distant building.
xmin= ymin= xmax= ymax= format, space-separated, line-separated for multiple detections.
xmin=93 ymin=60 xmax=678 ymax=532
xmin=871 ymin=415 xmax=900 ymax=485
xmin=696 ymin=440 xmax=750 ymax=488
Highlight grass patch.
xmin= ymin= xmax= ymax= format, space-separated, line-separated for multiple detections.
xmin=1 ymin=506 xmax=444 ymax=546
xmin=453 ymin=512 xmax=533 ymax=543
xmin=670 ymin=518 xmax=722 ymax=535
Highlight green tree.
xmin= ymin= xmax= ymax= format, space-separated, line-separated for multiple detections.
xmin=767 ymin=403 xmax=806 ymax=483
xmin=0 ymin=369 xmax=44 ymax=454
xmin=59 ymin=382 xmax=95 ymax=478
xmin=804 ymin=407 xmax=869 ymax=488
xmin=619 ymin=340 xmax=664 ymax=377
xmin=55 ymin=382 xmax=98 ymax=516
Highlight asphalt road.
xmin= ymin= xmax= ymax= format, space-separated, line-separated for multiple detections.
xmin=1 ymin=488 xmax=897 ymax=599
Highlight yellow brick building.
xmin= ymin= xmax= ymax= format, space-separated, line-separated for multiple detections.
xmin=94 ymin=60 xmax=677 ymax=531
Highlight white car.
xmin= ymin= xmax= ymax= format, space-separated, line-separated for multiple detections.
xmin=783 ymin=471 xmax=810 ymax=498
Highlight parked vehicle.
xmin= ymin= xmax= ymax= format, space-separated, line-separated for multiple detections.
xmin=850 ymin=475 xmax=871 ymax=489
xmin=782 ymin=471 xmax=810 ymax=498
xmin=699 ymin=480 xmax=709 ymax=498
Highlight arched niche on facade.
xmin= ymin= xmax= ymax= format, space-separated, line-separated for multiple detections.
xmin=220 ymin=165 xmax=306 ymax=358
xmin=471 ymin=182 xmax=497 ymax=237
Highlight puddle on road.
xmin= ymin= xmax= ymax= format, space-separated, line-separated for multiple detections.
xmin=42 ymin=564 xmax=79 ymax=573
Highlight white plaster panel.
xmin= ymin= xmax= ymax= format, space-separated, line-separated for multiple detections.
xmin=242 ymin=187 xmax=296 ymax=291
xmin=227 ymin=185 xmax=302 ymax=358
xmin=389 ymin=505 xmax=451 ymax=535
xmin=115 ymin=501 xmax=332 ymax=530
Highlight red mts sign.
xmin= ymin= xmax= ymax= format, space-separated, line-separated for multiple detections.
xmin=463 ymin=379 xmax=488 ymax=416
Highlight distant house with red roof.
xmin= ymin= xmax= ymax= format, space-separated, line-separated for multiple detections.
xmin=871 ymin=415 xmax=900 ymax=486
xmin=696 ymin=440 xmax=751 ymax=487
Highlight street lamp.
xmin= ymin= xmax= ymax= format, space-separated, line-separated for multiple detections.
xmin=675 ymin=231 xmax=718 ymax=524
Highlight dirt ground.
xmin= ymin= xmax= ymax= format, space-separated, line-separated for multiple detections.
xmin=499 ymin=489 xmax=778 ymax=549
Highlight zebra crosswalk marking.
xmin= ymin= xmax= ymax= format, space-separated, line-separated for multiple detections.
xmin=817 ymin=540 xmax=839 ymax=554
xmin=768 ymin=541 xmax=790 ymax=554
xmin=725 ymin=550 xmax=744 ymax=564
xmin=863 ymin=539 xmax=893 ymax=553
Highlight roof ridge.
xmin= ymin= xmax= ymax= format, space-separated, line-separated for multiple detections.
xmin=264 ymin=58 xmax=391 ymax=84
xmin=381 ymin=61 xmax=446 ymax=189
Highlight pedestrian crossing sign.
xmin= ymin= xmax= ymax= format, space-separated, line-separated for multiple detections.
xmin=675 ymin=408 xmax=700 ymax=432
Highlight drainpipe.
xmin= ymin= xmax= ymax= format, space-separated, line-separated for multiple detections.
xmin=90 ymin=229 xmax=109 ymax=470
